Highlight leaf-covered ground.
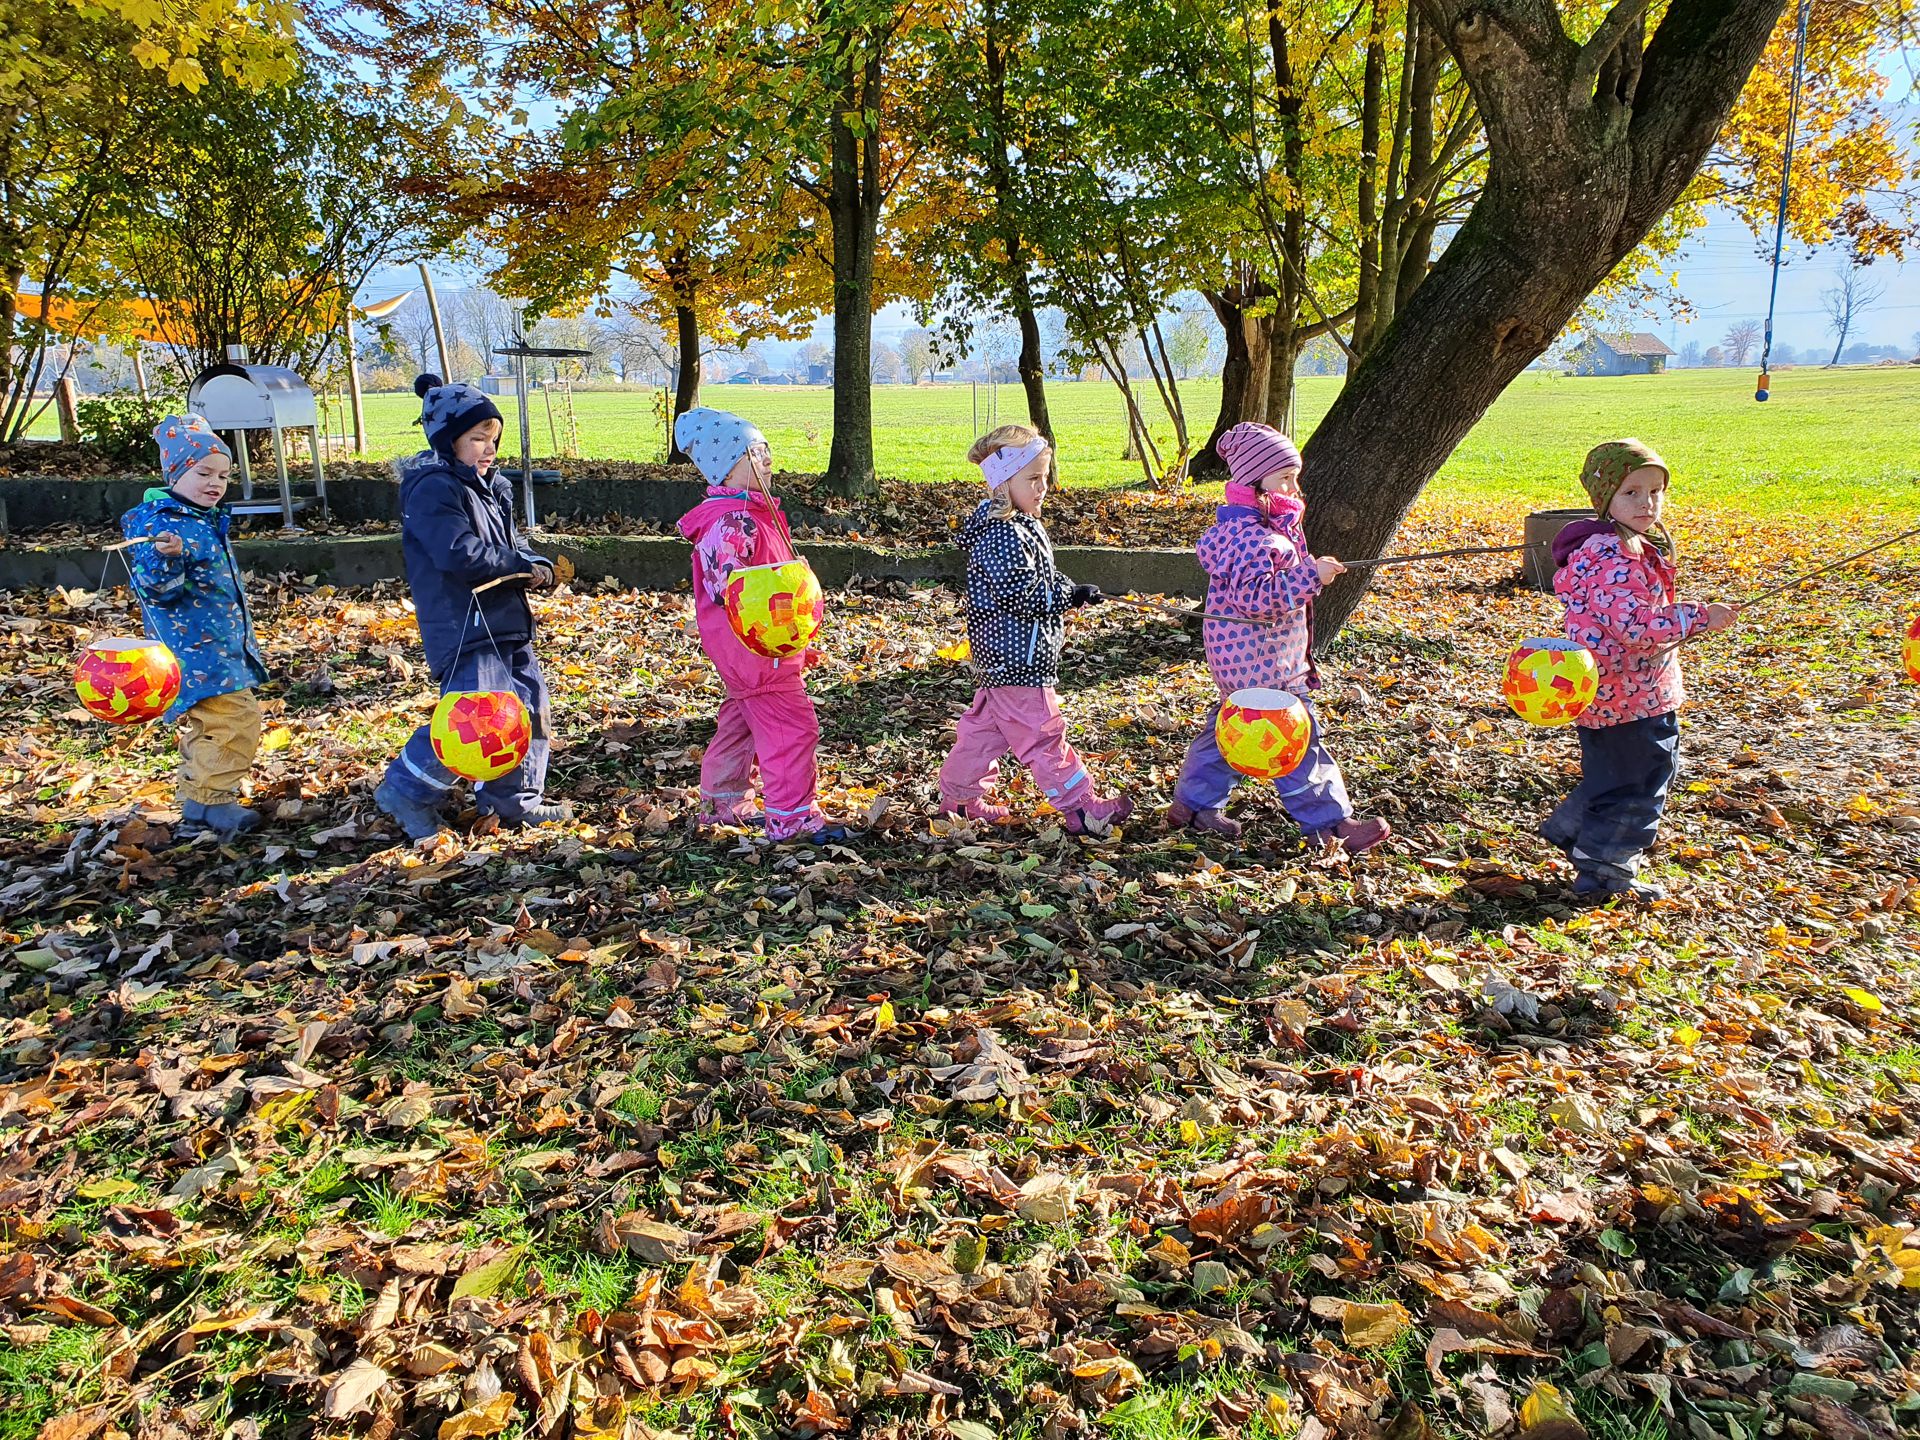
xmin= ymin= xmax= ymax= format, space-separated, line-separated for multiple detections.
xmin=2 ymin=503 xmax=1917 ymax=1440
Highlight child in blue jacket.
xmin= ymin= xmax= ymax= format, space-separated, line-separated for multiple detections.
xmin=374 ymin=375 xmax=563 ymax=840
xmin=121 ymin=415 xmax=270 ymax=839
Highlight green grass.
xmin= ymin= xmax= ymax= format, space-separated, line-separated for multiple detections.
xmin=44 ymin=365 xmax=1920 ymax=515
xmin=0 ymin=1327 xmax=107 ymax=1440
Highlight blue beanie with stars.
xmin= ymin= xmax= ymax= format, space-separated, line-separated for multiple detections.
xmin=414 ymin=373 xmax=502 ymax=461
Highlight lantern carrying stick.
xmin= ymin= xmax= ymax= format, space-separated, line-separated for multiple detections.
xmin=1653 ymin=522 xmax=1920 ymax=661
xmin=1109 ymin=595 xmax=1293 ymax=629
xmin=102 ymin=535 xmax=158 ymax=552
xmin=472 ymin=572 xmax=537 ymax=595
xmin=1340 ymin=541 xmax=1542 ymax=571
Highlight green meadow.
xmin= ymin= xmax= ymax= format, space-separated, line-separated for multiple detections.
xmin=38 ymin=364 xmax=1920 ymax=517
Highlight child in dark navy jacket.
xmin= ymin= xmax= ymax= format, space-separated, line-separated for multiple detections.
xmin=374 ymin=375 xmax=563 ymax=840
xmin=935 ymin=424 xmax=1132 ymax=833
xmin=122 ymin=415 xmax=270 ymax=840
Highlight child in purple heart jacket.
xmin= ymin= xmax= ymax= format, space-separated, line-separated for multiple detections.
xmin=1167 ymin=423 xmax=1391 ymax=853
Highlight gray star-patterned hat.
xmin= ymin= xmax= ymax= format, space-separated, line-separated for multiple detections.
xmin=414 ymin=373 xmax=502 ymax=460
xmin=674 ymin=406 xmax=768 ymax=488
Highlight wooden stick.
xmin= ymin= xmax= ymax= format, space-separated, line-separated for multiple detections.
xmin=102 ymin=535 xmax=157 ymax=552
xmin=1340 ymin=541 xmax=1542 ymax=571
xmin=1653 ymin=522 xmax=1920 ymax=661
xmin=472 ymin=572 xmax=535 ymax=595
xmin=1109 ymin=594 xmax=1291 ymax=630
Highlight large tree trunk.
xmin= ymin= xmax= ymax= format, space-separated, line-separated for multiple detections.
xmin=1304 ymin=0 xmax=1789 ymax=639
xmin=822 ymin=48 xmax=883 ymax=497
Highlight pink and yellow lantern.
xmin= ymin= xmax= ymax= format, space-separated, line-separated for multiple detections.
xmin=724 ymin=559 xmax=824 ymax=660
xmin=430 ymin=690 xmax=531 ymax=782
xmin=1502 ymin=638 xmax=1599 ymax=727
xmin=1904 ymin=614 xmax=1920 ymax=685
xmin=1216 ymin=687 xmax=1312 ymax=780
xmin=74 ymin=637 xmax=181 ymax=724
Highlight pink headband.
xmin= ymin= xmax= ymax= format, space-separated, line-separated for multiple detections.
xmin=978 ymin=438 xmax=1048 ymax=489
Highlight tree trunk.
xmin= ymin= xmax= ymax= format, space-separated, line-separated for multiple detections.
xmin=1194 ymin=289 xmax=1251 ymax=474
xmin=1266 ymin=320 xmax=1305 ymax=436
xmin=1351 ymin=0 xmax=1391 ymax=360
xmin=670 ymin=301 xmax=701 ymax=463
xmin=1304 ymin=0 xmax=1790 ymax=640
xmin=982 ymin=0 xmax=1056 ymax=477
xmin=821 ymin=47 xmax=882 ymax=497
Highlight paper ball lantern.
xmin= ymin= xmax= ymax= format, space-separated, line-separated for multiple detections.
xmin=1503 ymin=638 xmax=1599 ymax=727
xmin=724 ymin=560 xmax=823 ymax=660
xmin=1216 ymin=687 xmax=1312 ymax=780
xmin=1905 ymin=615 xmax=1920 ymax=685
xmin=430 ymin=690 xmax=531 ymax=781
xmin=74 ymin=637 xmax=181 ymax=724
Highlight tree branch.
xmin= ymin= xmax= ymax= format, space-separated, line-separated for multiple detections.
xmin=1569 ymin=0 xmax=1655 ymax=108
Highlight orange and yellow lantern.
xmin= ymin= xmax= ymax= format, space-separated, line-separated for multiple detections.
xmin=1216 ymin=687 xmax=1312 ymax=779
xmin=1904 ymin=614 xmax=1920 ymax=685
xmin=724 ymin=560 xmax=824 ymax=660
xmin=74 ymin=637 xmax=181 ymax=724
xmin=1502 ymin=638 xmax=1599 ymax=727
xmin=430 ymin=690 xmax=531 ymax=782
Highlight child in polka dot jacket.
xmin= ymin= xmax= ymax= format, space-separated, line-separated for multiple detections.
xmin=936 ymin=424 xmax=1133 ymax=833
xmin=1167 ymin=423 xmax=1390 ymax=853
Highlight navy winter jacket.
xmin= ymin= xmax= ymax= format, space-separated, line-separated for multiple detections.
xmin=957 ymin=500 xmax=1078 ymax=689
xmin=397 ymin=452 xmax=549 ymax=680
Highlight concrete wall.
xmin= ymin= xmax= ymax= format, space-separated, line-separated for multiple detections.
xmin=0 ymin=532 xmax=1206 ymax=598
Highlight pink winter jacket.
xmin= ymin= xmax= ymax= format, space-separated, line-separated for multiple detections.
xmin=1196 ymin=496 xmax=1323 ymax=698
xmin=678 ymin=486 xmax=806 ymax=697
xmin=1553 ymin=522 xmax=1706 ymax=727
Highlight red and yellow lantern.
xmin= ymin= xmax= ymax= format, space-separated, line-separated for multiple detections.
xmin=1904 ymin=614 xmax=1920 ymax=685
xmin=724 ymin=560 xmax=824 ymax=660
xmin=430 ymin=690 xmax=531 ymax=782
xmin=73 ymin=637 xmax=181 ymax=724
xmin=1216 ymin=687 xmax=1312 ymax=779
xmin=1502 ymin=638 xmax=1599 ymax=727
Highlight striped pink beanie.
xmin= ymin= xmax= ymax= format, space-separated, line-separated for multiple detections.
xmin=1217 ymin=423 xmax=1300 ymax=489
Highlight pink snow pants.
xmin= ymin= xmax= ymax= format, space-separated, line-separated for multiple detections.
xmin=937 ymin=686 xmax=1094 ymax=812
xmin=701 ymin=673 xmax=823 ymax=839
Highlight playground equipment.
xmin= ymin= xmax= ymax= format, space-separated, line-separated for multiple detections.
xmin=187 ymin=349 xmax=327 ymax=528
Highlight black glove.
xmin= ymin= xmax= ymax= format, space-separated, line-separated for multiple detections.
xmin=1069 ymin=583 xmax=1104 ymax=608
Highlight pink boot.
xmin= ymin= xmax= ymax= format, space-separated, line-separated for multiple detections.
xmin=1061 ymin=794 xmax=1133 ymax=835
xmin=1167 ymin=799 xmax=1243 ymax=839
xmin=1315 ymin=815 xmax=1391 ymax=854
xmin=938 ymin=796 xmax=1012 ymax=824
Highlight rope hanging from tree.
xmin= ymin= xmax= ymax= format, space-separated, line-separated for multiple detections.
xmin=1755 ymin=0 xmax=1814 ymax=402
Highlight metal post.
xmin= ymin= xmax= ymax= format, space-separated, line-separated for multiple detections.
xmin=308 ymin=426 xmax=328 ymax=514
xmin=419 ymin=263 xmax=452 ymax=378
xmin=516 ymin=351 xmax=536 ymax=530
xmin=342 ymin=298 xmax=366 ymax=454
xmin=269 ymin=415 xmax=296 ymax=529
xmin=233 ymin=430 xmax=254 ymax=500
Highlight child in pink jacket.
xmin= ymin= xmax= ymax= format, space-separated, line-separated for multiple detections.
xmin=675 ymin=408 xmax=849 ymax=844
xmin=1545 ymin=439 xmax=1736 ymax=900
xmin=1168 ymin=423 xmax=1390 ymax=853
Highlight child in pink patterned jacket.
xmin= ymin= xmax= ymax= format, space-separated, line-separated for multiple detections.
xmin=1167 ymin=423 xmax=1391 ymax=853
xmin=1544 ymin=439 xmax=1736 ymax=900
xmin=675 ymin=407 xmax=850 ymax=845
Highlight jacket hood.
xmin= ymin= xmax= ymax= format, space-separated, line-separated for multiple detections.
xmin=1551 ymin=517 xmax=1622 ymax=568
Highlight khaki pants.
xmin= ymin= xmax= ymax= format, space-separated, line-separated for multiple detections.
xmin=178 ymin=690 xmax=262 ymax=806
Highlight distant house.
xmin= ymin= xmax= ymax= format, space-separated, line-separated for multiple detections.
xmin=806 ymin=363 xmax=831 ymax=385
xmin=1567 ymin=332 xmax=1674 ymax=376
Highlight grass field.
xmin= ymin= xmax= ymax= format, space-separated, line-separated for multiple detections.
xmin=39 ymin=365 xmax=1920 ymax=518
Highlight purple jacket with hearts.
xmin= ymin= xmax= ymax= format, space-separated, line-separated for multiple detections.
xmin=1196 ymin=501 xmax=1323 ymax=698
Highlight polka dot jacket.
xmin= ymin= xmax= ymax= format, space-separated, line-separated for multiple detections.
xmin=957 ymin=499 xmax=1079 ymax=689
